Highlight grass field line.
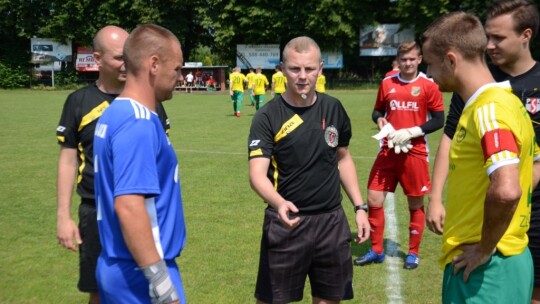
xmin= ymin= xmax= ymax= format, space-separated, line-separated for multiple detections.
xmin=384 ymin=192 xmax=404 ymax=304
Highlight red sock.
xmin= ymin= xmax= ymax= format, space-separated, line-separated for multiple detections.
xmin=368 ymin=206 xmax=385 ymax=254
xmin=408 ymin=206 xmax=425 ymax=255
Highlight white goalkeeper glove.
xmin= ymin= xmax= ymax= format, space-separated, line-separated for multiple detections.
xmin=141 ymin=260 xmax=179 ymax=304
xmin=388 ymin=139 xmax=413 ymax=154
xmin=389 ymin=126 xmax=424 ymax=145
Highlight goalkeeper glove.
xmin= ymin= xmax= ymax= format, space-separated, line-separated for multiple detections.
xmin=389 ymin=126 xmax=424 ymax=145
xmin=141 ymin=260 xmax=179 ymax=304
xmin=388 ymin=139 xmax=413 ymax=154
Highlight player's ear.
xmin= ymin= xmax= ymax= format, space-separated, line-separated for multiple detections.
xmin=150 ymin=55 xmax=159 ymax=75
xmin=522 ymin=28 xmax=533 ymax=45
xmin=445 ymin=52 xmax=457 ymax=69
xmin=93 ymin=52 xmax=102 ymax=67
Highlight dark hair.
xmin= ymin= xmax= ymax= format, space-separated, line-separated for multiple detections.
xmin=487 ymin=0 xmax=539 ymax=40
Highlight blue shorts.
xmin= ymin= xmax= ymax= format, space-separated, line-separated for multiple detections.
xmin=96 ymin=255 xmax=186 ymax=304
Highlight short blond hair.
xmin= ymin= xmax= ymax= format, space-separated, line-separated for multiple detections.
xmin=282 ymin=36 xmax=321 ymax=63
xmin=123 ymin=24 xmax=180 ymax=75
xmin=421 ymin=11 xmax=486 ymax=61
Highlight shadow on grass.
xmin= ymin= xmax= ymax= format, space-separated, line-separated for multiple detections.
xmin=350 ymin=235 xmax=406 ymax=259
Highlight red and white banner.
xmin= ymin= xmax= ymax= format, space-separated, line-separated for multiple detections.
xmin=76 ymin=47 xmax=99 ymax=72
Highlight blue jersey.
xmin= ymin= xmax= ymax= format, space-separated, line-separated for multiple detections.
xmin=94 ymin=98 xmax=186 ymax=260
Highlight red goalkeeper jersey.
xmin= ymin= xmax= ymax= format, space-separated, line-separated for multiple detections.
xmin=374 ymin=72 xmax=444 ymax=156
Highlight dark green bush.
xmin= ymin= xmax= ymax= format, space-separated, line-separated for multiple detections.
xmin=0 ymin=63 xmax=30 ymax=89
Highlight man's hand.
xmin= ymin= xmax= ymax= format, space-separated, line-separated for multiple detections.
xmin=426 ymin=200 xmax=445 ymax=235
xmin=354 ymin=210 xmax=371 ymax=243
xmin=57 ymin=217 xmax=82 ymax=251
xmin=452 ymin=243 xmax=494 ymax=282
xmin=390 ymin=126 xmax=424 ymax=145
xmin=276 ymin=200 xmax=300 ymax=228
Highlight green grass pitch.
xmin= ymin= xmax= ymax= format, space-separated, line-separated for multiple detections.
xmin=0 ymin=89 xmax=450 ymax=303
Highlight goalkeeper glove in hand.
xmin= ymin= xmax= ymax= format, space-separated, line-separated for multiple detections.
xmin=388 ymin=139 xmax=413 ymax=154
xmin=389 ymin=126 xmax=424 ymax=145
xmin=141 ymin=260 xmax=179 ymax=304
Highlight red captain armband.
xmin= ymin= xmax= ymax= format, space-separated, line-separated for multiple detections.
xmin=481 ymin=129 xmax=518 ymax=161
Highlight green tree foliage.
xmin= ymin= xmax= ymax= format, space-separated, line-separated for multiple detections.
xmin=3 ymin=0 xmax=540 ymax=88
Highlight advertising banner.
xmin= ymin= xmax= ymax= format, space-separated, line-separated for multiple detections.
xmin=359 ymin=24 xmax=415 ymax=56
xmin=322 ymin=51 xmax=343 ymax=69
xmin=236 ymin=44 xmax=280 ymax=69
xmin=76 ymin=47 xmax=99 ymax=72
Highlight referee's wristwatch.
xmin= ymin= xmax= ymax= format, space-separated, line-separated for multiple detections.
xmin=354 ymin=204 xmax=368 ymax=214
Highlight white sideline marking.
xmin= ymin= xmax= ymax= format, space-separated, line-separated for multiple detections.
xmin=385 ymin=192 xmax=403 ymax=304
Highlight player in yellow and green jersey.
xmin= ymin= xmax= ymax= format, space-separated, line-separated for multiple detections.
xmin=229 ymin=67 xmax=247 ymax=117
xmin=271 ymin=65 xmax=287 ymax=97
xmin=246 ymin=68 xmax=256 ymax=106
xmin=252 ymin=67 xmax=269 ymax=110
xmin=316 ymin=73 xmax=326 ymax=93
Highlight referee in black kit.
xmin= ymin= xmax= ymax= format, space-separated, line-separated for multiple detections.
xmin=248 ymin=36 xmax=370 ymax=304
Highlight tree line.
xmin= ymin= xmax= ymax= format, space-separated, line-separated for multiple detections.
xmin=1 ymin=0 xmax=538 ymax=88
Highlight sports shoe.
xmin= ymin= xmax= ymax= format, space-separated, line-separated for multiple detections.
xmin=236 ymin=112 xmax=241 ymax=117
xmin=403 ymin=253 xmax=419 ymax=270
xmin=353 ymin=249 xmax=385 ymax=266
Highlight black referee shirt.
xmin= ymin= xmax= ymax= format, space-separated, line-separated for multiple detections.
xmin=56 ymin=83 xmax=170 ymax=202
xmin=248 ymin=93 xmax=352 ymax=213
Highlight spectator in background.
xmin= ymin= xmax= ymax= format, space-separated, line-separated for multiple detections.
xmin=206 ymin=75 xmax=216 ymax=91
xmin=185 ymin=71 xmax=194 ymax=93
xmin=195 ymin=69 xmax=202 ymax=87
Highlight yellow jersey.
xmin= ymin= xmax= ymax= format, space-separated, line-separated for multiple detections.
xmin=272 ymin=71 xmax=287 ymax=94
xmin=229 ymin=72 xmax=246 ymax=92
xmin=246 ymin=72 xmax=256 ymax=90
xmin=316 ymin=74 xmax=326 ymax=93
xmin=441 ymin=82 xmax=540 ymax=267
xmin=253 ymin=73 xmax=269 ymax=95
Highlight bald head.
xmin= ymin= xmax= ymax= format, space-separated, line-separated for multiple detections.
xmin=91 ymin=26 xmax=130 ymax=92
xmin=93 ymin=25 xmax=129 ymax=53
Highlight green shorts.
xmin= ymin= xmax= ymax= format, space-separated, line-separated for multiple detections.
xmin=442 ymin=248 xmax=533 ymax=303
xmin=232 ymin=90 xmax=244 ymax=103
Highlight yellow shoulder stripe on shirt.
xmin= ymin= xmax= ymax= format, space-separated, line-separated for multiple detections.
xmin=250 ymin=148 xmax=263 ymax=157
xmin=78 ymin=101 xmax=110 ymax=132
xmin=274 ymin=114 xmax=303 ymax=143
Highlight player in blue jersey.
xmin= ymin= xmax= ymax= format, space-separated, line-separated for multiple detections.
xmin=56 ymin=25 xmax=170 ymax=304
xmin=93 ymin=24 xmax=185 ymax=304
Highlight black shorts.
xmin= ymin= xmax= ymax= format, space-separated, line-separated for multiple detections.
xmin=255 ymin=207 xmax=353 ymax=303
xmin=78 ymin=202 xmax=101 ymax=292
